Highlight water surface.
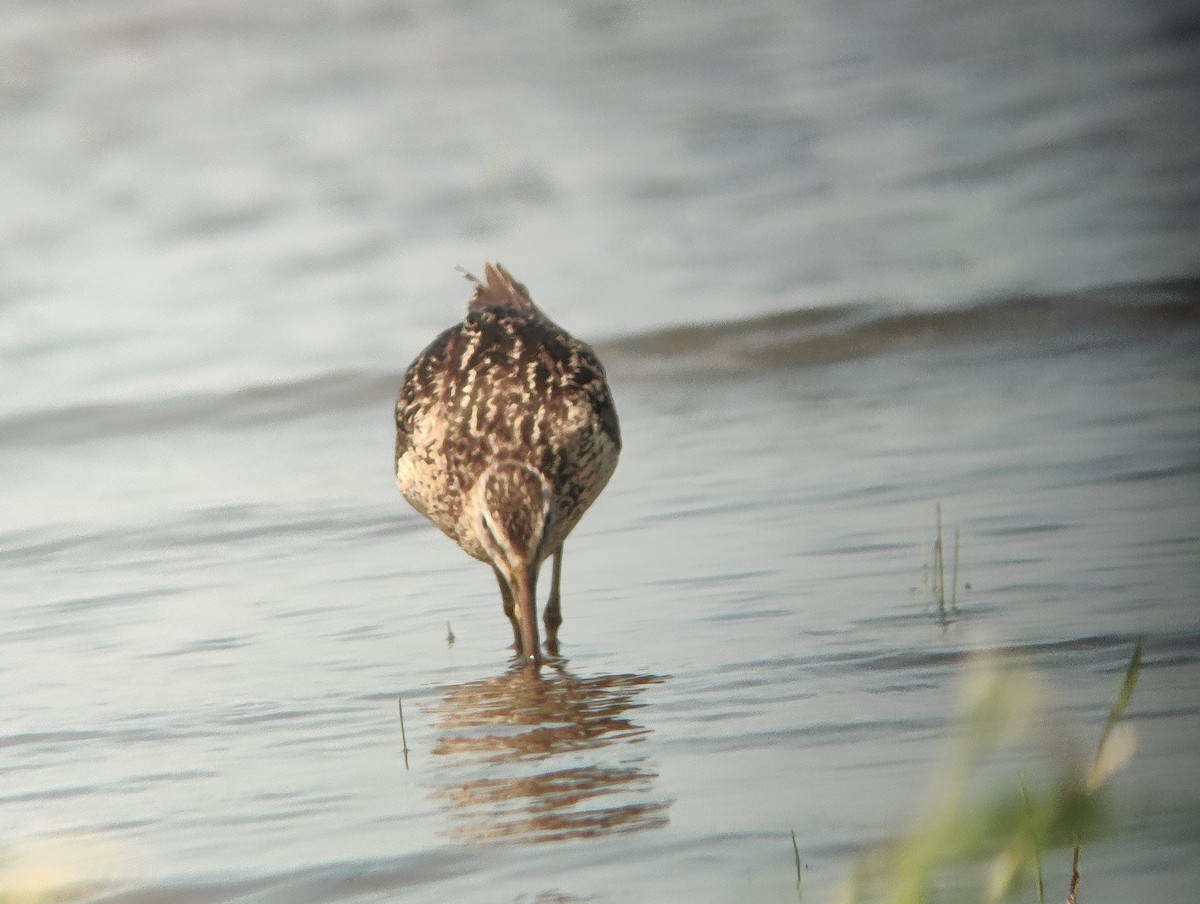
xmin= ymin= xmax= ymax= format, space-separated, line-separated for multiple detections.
xmin=2 ymin=1 xmax=1199 ymax=902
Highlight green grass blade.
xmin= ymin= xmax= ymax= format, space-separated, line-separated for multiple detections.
xmin=1019 ymin=774 xmax=1045 ymax=904
xmin=1098 ymin=638 xmax=1143 ymax=753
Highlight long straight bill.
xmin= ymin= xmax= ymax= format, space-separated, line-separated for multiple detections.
xmin=511 ymin=565 xmax=542 ymax=666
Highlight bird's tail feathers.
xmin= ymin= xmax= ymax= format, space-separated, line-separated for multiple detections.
xmin=464 ymin=261 xmax=538 ymax=313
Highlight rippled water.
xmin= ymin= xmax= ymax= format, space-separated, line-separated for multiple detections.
xmin=3 ymin=0 xmax=1200 ymax=901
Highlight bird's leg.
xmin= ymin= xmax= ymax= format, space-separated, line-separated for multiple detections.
xmin=543 ymin=545 xmax=564 ymax=655
xmin=494 ymin=566 xmax=522 ymax=653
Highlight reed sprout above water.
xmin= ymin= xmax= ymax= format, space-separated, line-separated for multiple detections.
xmin=923 ymin=503 xmax=961 ymax=625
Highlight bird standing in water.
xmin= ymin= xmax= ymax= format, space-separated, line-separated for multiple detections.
xmin=395 ymin=263 xmax=621 ymax=665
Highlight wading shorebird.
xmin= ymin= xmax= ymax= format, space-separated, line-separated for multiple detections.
xmin=395 ymin=263 xmax=621 ymax=665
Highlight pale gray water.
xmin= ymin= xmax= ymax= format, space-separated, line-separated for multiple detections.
xmin=2 ymin=1 xmax=1199 ymax=901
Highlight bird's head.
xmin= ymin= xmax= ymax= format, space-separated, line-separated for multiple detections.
xmin=472 ymin=461 xmax=556 ymax=664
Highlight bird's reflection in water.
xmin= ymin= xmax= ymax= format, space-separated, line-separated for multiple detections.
xmin=425 ymin=663 xmax=671 ymax=843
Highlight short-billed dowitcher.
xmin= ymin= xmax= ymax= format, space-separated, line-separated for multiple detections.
xmin=395 ymin=263 xmax=620 ymax=665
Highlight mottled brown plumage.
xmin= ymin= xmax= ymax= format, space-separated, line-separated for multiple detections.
xmin=395 ymin=263 xmax=620 ymax=664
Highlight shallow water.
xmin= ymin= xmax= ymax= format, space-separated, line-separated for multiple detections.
xmin=3 ymin=1 xmax=1200 ymax=902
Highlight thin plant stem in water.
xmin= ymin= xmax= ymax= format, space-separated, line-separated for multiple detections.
xmin=791 ymin=828 xmax=803 ymax=898
xmin=934 ymin=503 xmax=945 ymax=611
xmin=398 ymin=696 xmax=410 ymax=770
xmin=925 ymin=503 xmax=962 ymax=623
xmin=950 ymin=527 xmax=960 ymax=614
xmin=1066 ymin=844 xmax=1080 ymax=904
